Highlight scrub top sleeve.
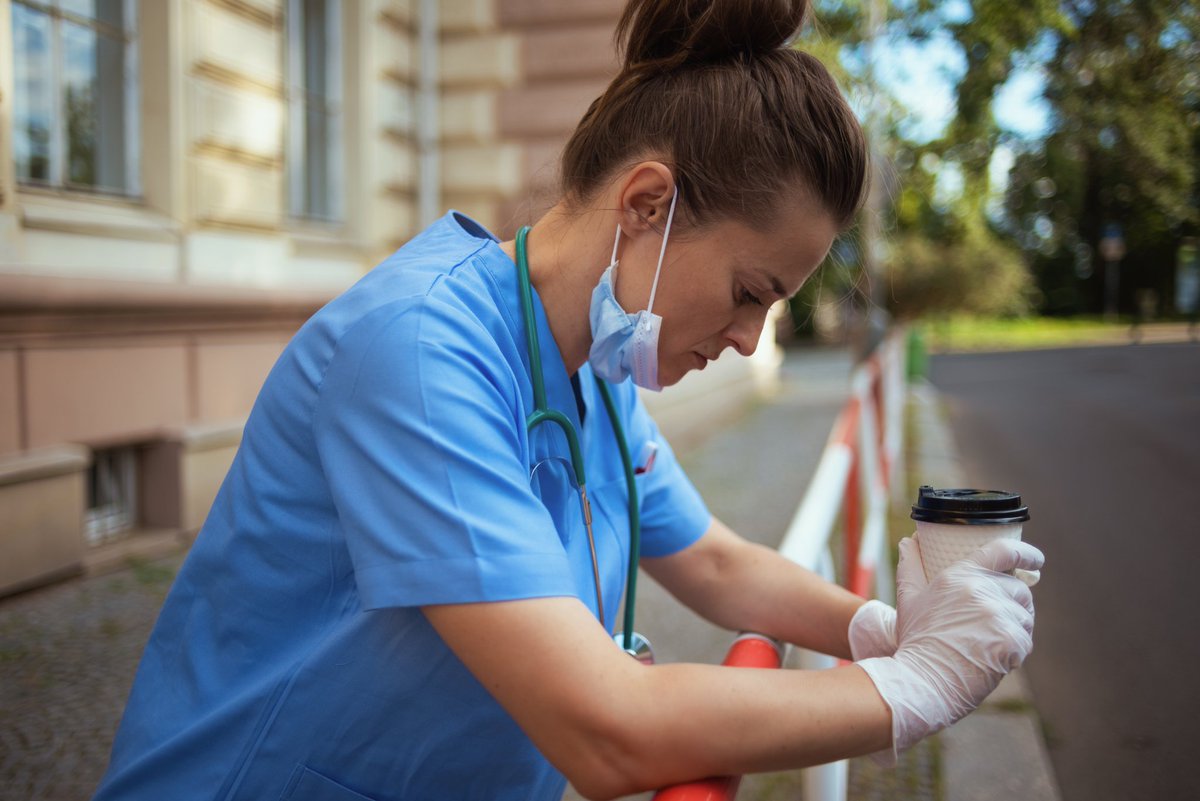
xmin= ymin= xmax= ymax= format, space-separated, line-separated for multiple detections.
xmin=623 ymin=387 xmax=711 ymax=558
xmin=313 ymin=302 xmax=577 ymax=610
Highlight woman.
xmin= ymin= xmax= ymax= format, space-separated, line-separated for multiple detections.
xmin=94 ymin=1 xmax=1042 ymax=799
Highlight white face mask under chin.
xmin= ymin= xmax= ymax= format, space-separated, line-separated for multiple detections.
xmin=586 ymin=188 xmax=679 ymax=391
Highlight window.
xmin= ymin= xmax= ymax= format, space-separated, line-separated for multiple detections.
xmin=287 ymin=0 xmax=343 ymax=222
xmin=10 ymin=0 xmax=140 ymax=195
xmin=85 ymin=446 xmax=138 ymax=544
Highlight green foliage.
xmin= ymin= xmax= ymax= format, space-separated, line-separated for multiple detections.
xmin=786 ymin=232 xmax=862 ymax=337
xmin=65 ymin=83 xmax=96 ymax=187
xmin=1002 ymin=1 xmax=1199 ymax=314
xmin=884 ymin=227 xmax=1035 ymax=320
xmin=806 ymin=0 xmax=1198 ymax=321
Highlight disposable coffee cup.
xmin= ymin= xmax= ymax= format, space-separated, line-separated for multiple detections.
xmin=910 ymin=486 xmax=1039 ymax=586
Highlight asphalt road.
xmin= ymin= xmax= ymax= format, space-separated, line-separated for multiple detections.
xmin=929 ymin=342 xmax=1200 ymax=801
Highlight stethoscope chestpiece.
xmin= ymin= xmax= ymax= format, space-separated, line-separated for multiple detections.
xmin=613 ymin=631 xmax=655 ymax=665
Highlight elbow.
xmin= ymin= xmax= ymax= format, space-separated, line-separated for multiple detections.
xmin=570 ymin=773 xmax=634 ymax=801
xmin=555 ymin=708 xmax=658 ymax=800
xmin=567 ymin=762 xmax=646 ymax=801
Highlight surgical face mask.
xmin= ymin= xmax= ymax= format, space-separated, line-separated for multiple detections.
xmin=587 ymin=188 xmax=679 ymax=391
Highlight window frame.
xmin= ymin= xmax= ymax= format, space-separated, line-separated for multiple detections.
xmin=84 ymin=444 xmax=139 ymax=545
xmin=285 ymin=0 xmax=344 ymax=224
xmin=10 ymin=0 xmax=142 ymax=198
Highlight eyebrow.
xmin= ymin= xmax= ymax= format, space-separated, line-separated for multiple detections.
xmin=738 ymin=258 xmax=790 ymax=299
xmin=755 ymin=272 xmax=788 ymax=299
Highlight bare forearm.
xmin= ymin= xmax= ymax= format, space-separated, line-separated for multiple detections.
xmin=609 ymin=662 xmax=890 ymax=797
xmin=426 ymin=596 xmax=892 ymax=801
xmin=644 ymin=520 xmax=866 ymax=659
xmin=711 ymin=540 xmax=862 ymax=658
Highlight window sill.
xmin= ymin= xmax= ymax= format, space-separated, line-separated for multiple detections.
xmin=287 ymin=219 xmax=367 ymax=258
xmin=0 ymin=444 xmax=91 ymax=488
xmin=17 ymin=188 xmax=181 ymax=244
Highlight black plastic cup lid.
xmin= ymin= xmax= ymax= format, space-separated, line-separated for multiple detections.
xmin=910 ymin=486 xmax=1030 ymax=525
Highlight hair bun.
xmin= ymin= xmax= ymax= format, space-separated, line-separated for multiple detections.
xmin=616 ymin=0 xmax=809 ymax=71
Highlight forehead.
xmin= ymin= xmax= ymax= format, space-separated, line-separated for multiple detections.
xmin=698 ymin=199 xmax=838 ymax=294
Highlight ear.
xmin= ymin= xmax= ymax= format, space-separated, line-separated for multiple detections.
xmin=617 ymin=161 xmax=676 ymax=237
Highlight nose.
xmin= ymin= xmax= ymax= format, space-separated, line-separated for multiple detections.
xmin=724 ymin=315 xmax=764 ymax=357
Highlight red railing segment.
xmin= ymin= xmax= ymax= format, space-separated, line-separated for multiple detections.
xmin=651 ymin=636 xmax=784 ymax=801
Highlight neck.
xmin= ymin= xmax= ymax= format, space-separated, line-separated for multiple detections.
xmin=498 ymin=203 xmax=613 ymax=375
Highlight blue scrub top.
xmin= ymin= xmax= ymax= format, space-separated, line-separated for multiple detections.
xmin=93 ymin=211 xmax=711 ymax=801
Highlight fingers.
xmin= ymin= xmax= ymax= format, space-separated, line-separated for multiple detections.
xmin=993 ymin=571 xmax=1035 ymax=615
xmin=1014 ymin=568 xmax=1041 ymax=587
xmin=969 ymin=539 xmax=1045 ymax=575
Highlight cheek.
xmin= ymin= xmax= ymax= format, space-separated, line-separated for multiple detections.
xmin=661 ymin=301 xmax=729 ymax=352
xmin=657 ymin=264 xmax=734 ymax=346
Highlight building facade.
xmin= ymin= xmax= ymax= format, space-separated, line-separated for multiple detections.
xmin=0 ymin=0 xmax=781 ymax=595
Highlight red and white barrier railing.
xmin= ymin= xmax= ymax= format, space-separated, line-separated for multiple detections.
xmin=653 ymin=634 xmax=786 ymax=801
xmin=652 ymin=331 xmax=907 ymax=801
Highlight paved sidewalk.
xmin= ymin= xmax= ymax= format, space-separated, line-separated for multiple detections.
xmin=0 ymin=347 xmax=1047 ymax=801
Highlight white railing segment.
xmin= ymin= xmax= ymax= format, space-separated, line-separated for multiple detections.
xmin=776 ymin=330 xmax=908 ymax=801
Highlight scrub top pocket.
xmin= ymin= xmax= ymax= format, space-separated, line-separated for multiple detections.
xmin=281 ymin=765 xmax=380 ymax=801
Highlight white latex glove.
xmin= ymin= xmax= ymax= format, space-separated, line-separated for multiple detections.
xmin=848 ymin=599 xmax=898 ymax=660
xmin=856 ymin=537 xmax=1043 ymax=766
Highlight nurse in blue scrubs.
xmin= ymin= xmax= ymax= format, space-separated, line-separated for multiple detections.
xmin=94 ymin=1 xmax=1043 ymax=799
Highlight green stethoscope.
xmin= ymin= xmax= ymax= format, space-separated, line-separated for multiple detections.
xmin=515 ymin=226 xmax=649 ymax=659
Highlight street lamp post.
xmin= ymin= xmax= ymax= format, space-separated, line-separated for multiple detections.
xmin=1100 ymin=223 xmax=1125 ymax=322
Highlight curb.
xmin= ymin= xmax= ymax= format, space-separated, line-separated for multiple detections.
xmin=908 ymin=379 xmax=1063 ymax=801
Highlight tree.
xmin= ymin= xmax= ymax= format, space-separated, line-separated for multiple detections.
xmin=798 ymin=0 xmax=1199 ymax=323
xmin=798 ymin=1 xmax=1057 ymax=324
xmin=1003 ymin=1 xmax=1199 ymax=316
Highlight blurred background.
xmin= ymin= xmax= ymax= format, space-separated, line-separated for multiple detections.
xmin=1 ymin=0 xmax=1197 ymax=590
xmin=0 ymin=1 xmax=1197 ymax=799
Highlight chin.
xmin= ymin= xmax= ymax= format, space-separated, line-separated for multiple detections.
xmin=656 ymin=363 xmax=690 ymax=388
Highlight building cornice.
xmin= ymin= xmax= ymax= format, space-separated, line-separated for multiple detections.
xmin=0 ymin=274 xmax=334 ymax=344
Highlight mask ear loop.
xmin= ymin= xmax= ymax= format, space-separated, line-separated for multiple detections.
xmin=644 ymin=186 xmax=679 ymax=320
xmin=610 ymin=223 xmax=622 ymax=268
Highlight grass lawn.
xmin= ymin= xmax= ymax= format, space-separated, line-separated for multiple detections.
xmin=915 ymin=315 xmax=1194 ymax=354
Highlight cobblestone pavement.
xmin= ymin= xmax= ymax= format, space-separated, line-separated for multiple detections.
xmin=0 ymin=348 xmax=937 ymax=801
xmin=0 ymin=556 xmax=184 ymax=801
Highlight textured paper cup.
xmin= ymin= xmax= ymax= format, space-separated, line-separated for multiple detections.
xmin=911 ymin=487 xmax=1039 ymax=586
xmin=914 ymin=521 xmax=1038 ymax=583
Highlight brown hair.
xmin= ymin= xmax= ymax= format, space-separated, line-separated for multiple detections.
xmin=560 ymin=0 xmax=869 ymax=231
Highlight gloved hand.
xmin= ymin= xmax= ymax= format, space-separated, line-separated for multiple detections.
xmin=848 ymin=599 xmax=897 ymax=660
xmin=856 ymin=537 xmax=1044 ymax=766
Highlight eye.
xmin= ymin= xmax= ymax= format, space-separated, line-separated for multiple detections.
xmin=738 ymin=286 xmax=764 ymax=307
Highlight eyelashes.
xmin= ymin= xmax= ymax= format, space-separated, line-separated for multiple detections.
xmin=738 ymin=286 xmax=764 ymax=307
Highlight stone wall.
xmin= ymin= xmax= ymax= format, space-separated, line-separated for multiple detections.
xmin=440 ymin=0 xmax=623 ymax=234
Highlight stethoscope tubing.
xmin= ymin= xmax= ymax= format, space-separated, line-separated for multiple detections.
xmin=515 ymin=227 xmax=642 ymax=650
